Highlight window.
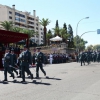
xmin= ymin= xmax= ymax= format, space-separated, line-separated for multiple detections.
xmin=41 ymin=36 xmax=43 ymax=38
xmin=41 ymin=32 xmax=43 ymax=35
xmin=9 ymin=16 xmax=12 ymax=19
xmin=41 ymin=40 xmax=43 ymax=42
xmin=36 ymin=27 xmax=38 ymax=30
xmin=36 ymin=23 xmax=38 ymax=26
xmin=15 ymin=17 xmax=19 ymax=21
xmin=9 ymin=11 xmax=12 ymax=14
xmin=28 ymin=17 xmax=34 ymax=20
xmin=15 ymin=12 xmax=25 ymax=18
xmin=20 ymin=19 xmax=26 ymax=22
xmin=28 ymin=21 xmax=34 ymax=24
xmin=15 ymin=17 xmax=26 ymax=22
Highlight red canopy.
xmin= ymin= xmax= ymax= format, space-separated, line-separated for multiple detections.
xmin=0 ymin=29 xmax=28 ymax=43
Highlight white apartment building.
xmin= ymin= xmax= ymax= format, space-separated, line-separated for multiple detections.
xmin=0 ymin=4 xmax=44 ymax=45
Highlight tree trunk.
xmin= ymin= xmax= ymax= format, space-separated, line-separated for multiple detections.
xmin=44 ymin=27 xmax=47 ymax=46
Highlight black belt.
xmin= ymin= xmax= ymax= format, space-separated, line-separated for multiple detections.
xmin=21 ymin=60 xmax=29 ymax=62
xmin=4 ymin=61 xmax=10 ymax=62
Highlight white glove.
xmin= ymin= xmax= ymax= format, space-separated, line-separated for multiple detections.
xmin=42 ymin=64 xmax=44 ymax=66
xmin=9 ymin=65 xmax=12 ymax=67
xmin=29 ymin=65 xmax=32 ymax=67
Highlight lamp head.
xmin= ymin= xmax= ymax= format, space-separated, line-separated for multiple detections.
xmin=85 ymin=17 xmax=89 ymax=19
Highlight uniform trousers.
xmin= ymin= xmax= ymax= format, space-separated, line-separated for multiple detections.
xmin=4 ymin=67 xmax=14 ymax=80
xmin=36 ymin=63 xmax=46 ymax=77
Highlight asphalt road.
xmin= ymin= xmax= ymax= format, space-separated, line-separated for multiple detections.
xmin=0 ymin=62 xmax=100 ymax=100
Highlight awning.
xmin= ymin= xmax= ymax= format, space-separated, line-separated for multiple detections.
xmin=50 ymin=35 xmax=62 ymax=41
xmin=0 ymin=29 xmax=28 ymax=43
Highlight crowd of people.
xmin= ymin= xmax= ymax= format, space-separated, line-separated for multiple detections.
xmin=1 ymin=42 xmax=81 ymax=83
xmin=76 ymin=50 xmax=100 ymax=66
xmin=2 ymin=45 xmax=21 ymax=52
xmin=43 ymin=53 xmax=76 ymax=64
xmin=2 ymin=45 xmax=47 ymax=83
xmin=31 ymin=50 xmax=76 ymax=65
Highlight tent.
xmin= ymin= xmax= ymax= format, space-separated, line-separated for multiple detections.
xmin=50 ymin=36 xmax=62 ymax=41
xmin=0 ymin=29 xmax=28 ymax=43
xmin=0 ymin=29 xmax=29 ymax=69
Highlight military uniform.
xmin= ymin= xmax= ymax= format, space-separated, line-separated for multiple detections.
xmin=20 ymin=46 xmax=33 ymax=82
xmin=32 ymin=53 xmax=36 ymax=65
xmin=11 ymin=49 xmax=18 ymax=76
xmin=35 ymin=47 xmax=46 ymax=78
xmin=80 ymin=52 xmax=86 ymax=66
xmin=3 ymin=48 xmax=15 ymax=81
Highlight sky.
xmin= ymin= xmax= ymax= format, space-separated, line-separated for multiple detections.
xmin=0 ymin=0 xmax=100 ymax=46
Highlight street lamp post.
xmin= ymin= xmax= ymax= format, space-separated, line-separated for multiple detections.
xmin=76 ymin=17 xmax=89 ymax=52
xmin=79 ymin=30 xmax=96 ymax=51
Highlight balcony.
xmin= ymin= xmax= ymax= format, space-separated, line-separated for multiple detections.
xmin=28 ymin=23 xmax=34 ymax=26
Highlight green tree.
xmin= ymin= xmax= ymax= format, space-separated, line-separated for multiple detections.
xmin=86 ymin=45 xmax=93 ymax=50
xmin=55 ymin=20 xmax=59 ymax=28
xmin=63 ymin=23 xmax=67 ymax=34
xmin=93 ymin=44 xmax=100 ymax=51
xmin=68 ymin=24 xmax=73 ymax=41
xmin=39 ymin=18 xmax=50 ymax=46
xmin=46 ymin=33 xmax=52 ymax=45
xmin=74 ymin=35 xmax=88 ymax=51
xmin=0 ymin=21 xmax=13 ymax=31
xmin=22 ymin=29 xmax=35 ymax=38
xmin=60 ymin=28 xmax=70 ymax=42
xmin=68 ymin=24 xmax=74 ymax=48
xmin=11 ymin=27 xmax=22 ymax=33
xmin=52 ymin=27 xmax=61 ymax=36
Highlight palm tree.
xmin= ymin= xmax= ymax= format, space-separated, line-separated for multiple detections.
xmin=11 ymin=27 xmax=22 ymax=33
xmin=46 ymin=33 xmax=52 ymax=45
xmin=59 ymin=28 xmax=70 ymax=43
xmin=40 ymin=18 xmax=50 ymax=46
xmin=22 ymin=29 xmax=35 ymax=38
xmin=52 ymin=27 xmax=61 ymax=36
xmin=0 ymin=21 xmax=13 ymax=31
xmin=63 ymin=33 xmax=71 ymax=43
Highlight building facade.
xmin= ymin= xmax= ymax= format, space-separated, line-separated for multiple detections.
xmin=0 ymin=4 xmax=44 ymax=45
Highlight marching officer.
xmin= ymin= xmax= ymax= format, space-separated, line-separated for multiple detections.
xmin=80 ymin=51 xmax=86 ymax=66
xmin=20 ymin=45 xmax=33 ymax=82
xmin=35 ymin=47 xmax=46 ymax=78
xmin=3 ymin=48 xmax=15 ymax=81
xmin=10 ymin=49 xmax=18 ymax=76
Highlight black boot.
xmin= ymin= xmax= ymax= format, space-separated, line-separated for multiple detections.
xmin=31 ymin=74 xmax=33 ymax=79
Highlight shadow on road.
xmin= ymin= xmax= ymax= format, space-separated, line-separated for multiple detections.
xmin=45 ymin=76 xmax=62 ymax=80
xmin=31 ymin=80 xmax=51 ymax=85
xmin=0 ymin=80 xmax=51 ymax=85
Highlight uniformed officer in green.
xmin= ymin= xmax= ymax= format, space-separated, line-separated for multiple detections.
xmin=20 ymin=45 xmax=33 ymax=82
xmin=10 ymin=49 xmax=18 ymax=76
xmin=80 ymin=51 xmax=86 ymax=66
xmin=3 ymin=48 xmax=15 ymax=81
xmin=35 ymin=47 xmax=46 ymax=78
